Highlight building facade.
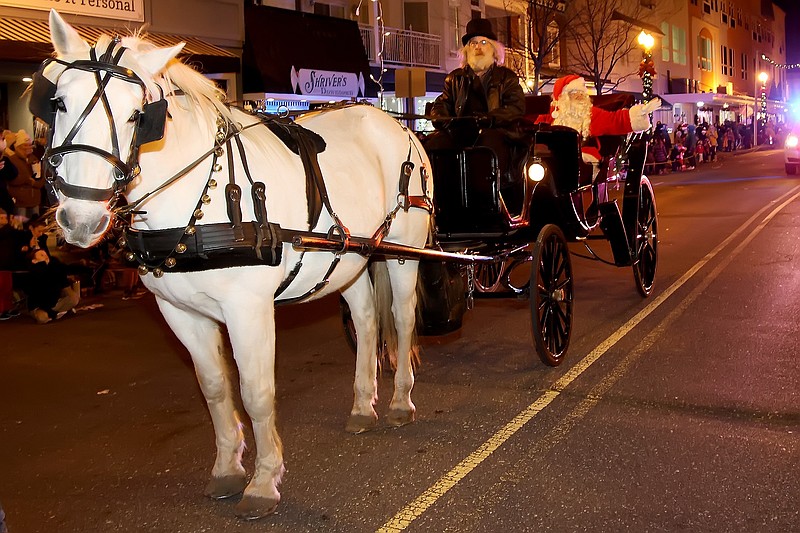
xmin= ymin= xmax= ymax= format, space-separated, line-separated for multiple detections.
xmin=0 ymin=0 xmax=243 ymax=132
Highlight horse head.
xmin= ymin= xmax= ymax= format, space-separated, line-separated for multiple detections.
xmin=35 ymin=10 xmax=183 ymax=247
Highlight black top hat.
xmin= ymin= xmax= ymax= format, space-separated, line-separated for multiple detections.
xmin=462 ymin=18 xmax=497 ymax=46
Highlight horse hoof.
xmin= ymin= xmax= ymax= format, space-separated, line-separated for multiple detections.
xmin=234 ymin=495 xmax=279 ymax=520
xmin=204 ymin=474 xmax=248 ymax=499
xmin=345 ymin=413 xmax=378 ymax=434
xmin=387 ymin=408 xmax=415 ymax=427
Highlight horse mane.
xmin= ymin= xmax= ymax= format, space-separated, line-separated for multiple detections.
xmin=85 ymin=33 xmax=237 ymax=124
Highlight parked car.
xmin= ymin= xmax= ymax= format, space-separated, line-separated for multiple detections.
xmin=785 ymin=129 xmax=800 ymax=174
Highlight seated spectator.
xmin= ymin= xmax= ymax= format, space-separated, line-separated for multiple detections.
xmin=24 ymin=248 xmax=80 ymax=324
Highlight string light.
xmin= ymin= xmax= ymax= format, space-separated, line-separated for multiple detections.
xmin=761 ymin=53 xmax=800 ymax=70
xmin=357 ymin=0 xmax=387 ymax=105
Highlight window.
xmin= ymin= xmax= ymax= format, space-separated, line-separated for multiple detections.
xmin=672 ymin=26 xmax=687 ymax=65
xmin=491 ymin=14 xmax=520 ymax=48
xmin=721 ymin=45 xmax=734 ymax=76
xmin=703 ymin=0 xmax=711 ymax=14
xmin=545 ymin=21 xmax=560 ymax=67
xmin=741 ymin=52 xmax=748 ymax=80
xmin=699 ymin=34 xmax=713 ymax=71
xmin=403 ymin=2 xmax=429 ymax=33
xmin=661 ymin=22 xmax=670 ymax=62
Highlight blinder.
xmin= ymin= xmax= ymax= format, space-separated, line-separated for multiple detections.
xmin=27 ymin=43 xmax=169 ymax=202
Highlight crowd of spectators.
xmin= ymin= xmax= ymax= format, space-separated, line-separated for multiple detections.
xmin=645 ymin=118 xmax=782 ymax=176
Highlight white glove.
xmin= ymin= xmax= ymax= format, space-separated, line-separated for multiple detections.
xmin=641 ymin=98 xmax=662 ymax=114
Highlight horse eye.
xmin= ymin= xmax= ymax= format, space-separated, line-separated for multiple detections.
xmin=128 ymin=111 xmax=140 ymax=123
xmin=55 ymin=99 xmax=66 ymax=112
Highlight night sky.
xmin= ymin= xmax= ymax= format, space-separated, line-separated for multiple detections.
xmin=774 ymin=0 xmax=799 ymax=62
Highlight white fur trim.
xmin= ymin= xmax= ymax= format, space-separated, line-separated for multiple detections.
xmin=562 ymin=77 xmax=586 ymax=95
xmin=628 ymin=103 xmax=652 ymax=132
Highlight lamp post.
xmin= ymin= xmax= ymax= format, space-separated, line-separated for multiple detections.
xmin=637 ymin=30 xmax=655 ymax=102
xmin=755 ymin=71 xmax=768 ymax=145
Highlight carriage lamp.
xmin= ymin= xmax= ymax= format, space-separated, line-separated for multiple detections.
xmin=786 ymin=134 xmax=799 ymax=149
xmin=527 ymin=160 xmax=546 ymax=182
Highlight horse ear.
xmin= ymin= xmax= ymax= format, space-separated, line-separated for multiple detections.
xmin=49 ymin=9 xmax=90 ymax=57
xmin=137 ymin=43 xmax=185 ymax=76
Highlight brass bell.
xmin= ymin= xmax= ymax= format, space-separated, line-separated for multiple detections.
xmin=213 ymin=163 xmax=222 ymax=172
xmin=165 ymin=257 xmax=177 ymax=268
xmin=208 ymin=179 xmax=217 ymax=189
xmin=137 ymin=265 xmax=149 ymax=276
xmin=118 ymin=237 xmax=128 ymax=248
xmin=153 ymin=268 xmax=164 ymax=278
xmin=125 ymin=252 xmax=136 ymax=262
xmin=193 ymin=208 xmax=204 ymax=219
xmin=176 ymin=243 xmax=187 ymax=253
xmin=214 ymin=146 xmax=224 ymax=157
xmin=201 ymin=194 xmax=211 ymax=205
xmin=184 ymin=226 xmax=196 ymax=235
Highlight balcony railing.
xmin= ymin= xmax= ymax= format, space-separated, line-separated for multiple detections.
xmin=359 ymin=24 xmax=442 ymax=69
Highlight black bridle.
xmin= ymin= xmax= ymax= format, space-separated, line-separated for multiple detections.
xmin=29 ymin=39 xmax=168 ymax=202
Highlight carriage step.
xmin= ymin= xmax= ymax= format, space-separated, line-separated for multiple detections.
xmin=598 ymin=201 xmax=632 ymax=267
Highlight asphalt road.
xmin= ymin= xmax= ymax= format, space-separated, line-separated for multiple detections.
xmin=1 ymin=148 xmax=798 ymax=532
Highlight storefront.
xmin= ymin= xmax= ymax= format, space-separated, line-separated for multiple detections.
xmin=0 ymin=0 xmax=241 ymax=132
xmin=241 ymin=5 xmax=375 ymax=113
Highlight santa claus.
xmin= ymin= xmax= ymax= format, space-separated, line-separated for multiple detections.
xmin=537 ymin=75 xmax=661 ymax=166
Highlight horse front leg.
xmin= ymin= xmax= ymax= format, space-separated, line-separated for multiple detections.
xmin=386 ymin=259 xmax=420 ymax=427
xmin=155 ymin=298 xmax=247 ymax=499
xmin=341 ymin=268 xmax=380 ymax=433
xmin=224 ymin=301 xmax=284 ymax=520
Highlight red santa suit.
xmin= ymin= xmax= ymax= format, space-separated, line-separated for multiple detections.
xmin=536 ymin=75 xmax=660 ymax=164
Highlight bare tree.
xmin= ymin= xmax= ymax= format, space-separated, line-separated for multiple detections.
xmin=501 ymin=0 xmax=566 ymax=94
xmin=562 ymin=0 xmax=656 ymax=93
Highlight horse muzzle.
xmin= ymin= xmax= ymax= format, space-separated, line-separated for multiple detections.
xmin=55 ymin=199 xmax=112 ymax=248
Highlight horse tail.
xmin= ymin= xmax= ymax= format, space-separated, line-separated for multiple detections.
xmin=370 ymin=260 xmax=420 ymax=371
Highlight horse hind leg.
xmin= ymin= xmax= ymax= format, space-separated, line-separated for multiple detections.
xmin=380 ymin=259 xmax=420 ymax=427
xmin=341 ymin=268 xmax=380 ymax=433
xmin=155 ymin=299 xmax=248 ymax=500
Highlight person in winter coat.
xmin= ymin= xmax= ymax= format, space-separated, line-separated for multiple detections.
xmin=0 ymin=134 xmax=18 ymax=216
xmin=6 ymin=130 xmax=44 ymax=220
xmin=427 ymin=18 xmax=525 ymax=179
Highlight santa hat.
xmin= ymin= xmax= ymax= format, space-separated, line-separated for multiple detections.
xmin=550 ymin=75 xmax=587 ymax=119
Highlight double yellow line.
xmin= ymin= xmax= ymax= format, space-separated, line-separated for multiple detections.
xmin=378 ymin=184 xmax=800 ymax=532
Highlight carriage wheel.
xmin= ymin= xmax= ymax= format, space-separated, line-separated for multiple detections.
xmin=632 ymin=178 xmax=658 ymax=297
xmin=474 ymin=261 xmax=504 ymax=292
xmin=530 ymin=224 xmax=573 ymax=367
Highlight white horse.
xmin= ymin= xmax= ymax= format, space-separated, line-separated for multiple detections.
xmin=37 ymin=10 xmax=432 ymax=519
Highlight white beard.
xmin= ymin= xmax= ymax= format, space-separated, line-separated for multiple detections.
xmin=467 ymin=49 xmax=495 ymax=73
xmin=553 ymin=95 xmax=592 ymax=139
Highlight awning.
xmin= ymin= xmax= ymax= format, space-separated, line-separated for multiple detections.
xmin=0 ymin=16 xmax=240 ymax=73
xmin=242 ymin=5 xmax=376 ymax=98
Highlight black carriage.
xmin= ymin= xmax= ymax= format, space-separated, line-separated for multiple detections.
xmin=307 ymin=94 xmax=658 ymax=367
xmin=413 ymin=92 xmax=658 ymax=366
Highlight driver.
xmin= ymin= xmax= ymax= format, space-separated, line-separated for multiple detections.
xmin=426 ymin=18 xmax=525 ymax=180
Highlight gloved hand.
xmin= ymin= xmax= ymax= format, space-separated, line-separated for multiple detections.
xmin=641 ymin=98 xmax=662 ymax=114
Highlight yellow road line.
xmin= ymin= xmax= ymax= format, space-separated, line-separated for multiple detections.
xmin=377 ymin=184 xmax=800 ymax=532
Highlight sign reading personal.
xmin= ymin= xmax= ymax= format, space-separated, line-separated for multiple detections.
xmin=5 ymin=0 xmax=144 ymax=22
xmin=290 ymin=67 xmax=366 ymax=98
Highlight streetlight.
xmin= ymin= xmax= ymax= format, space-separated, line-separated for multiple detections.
xmin=637 ymin=30 xmax=655 ymax=102
xmin=754 ymin=71 xmax=768 ymax=145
